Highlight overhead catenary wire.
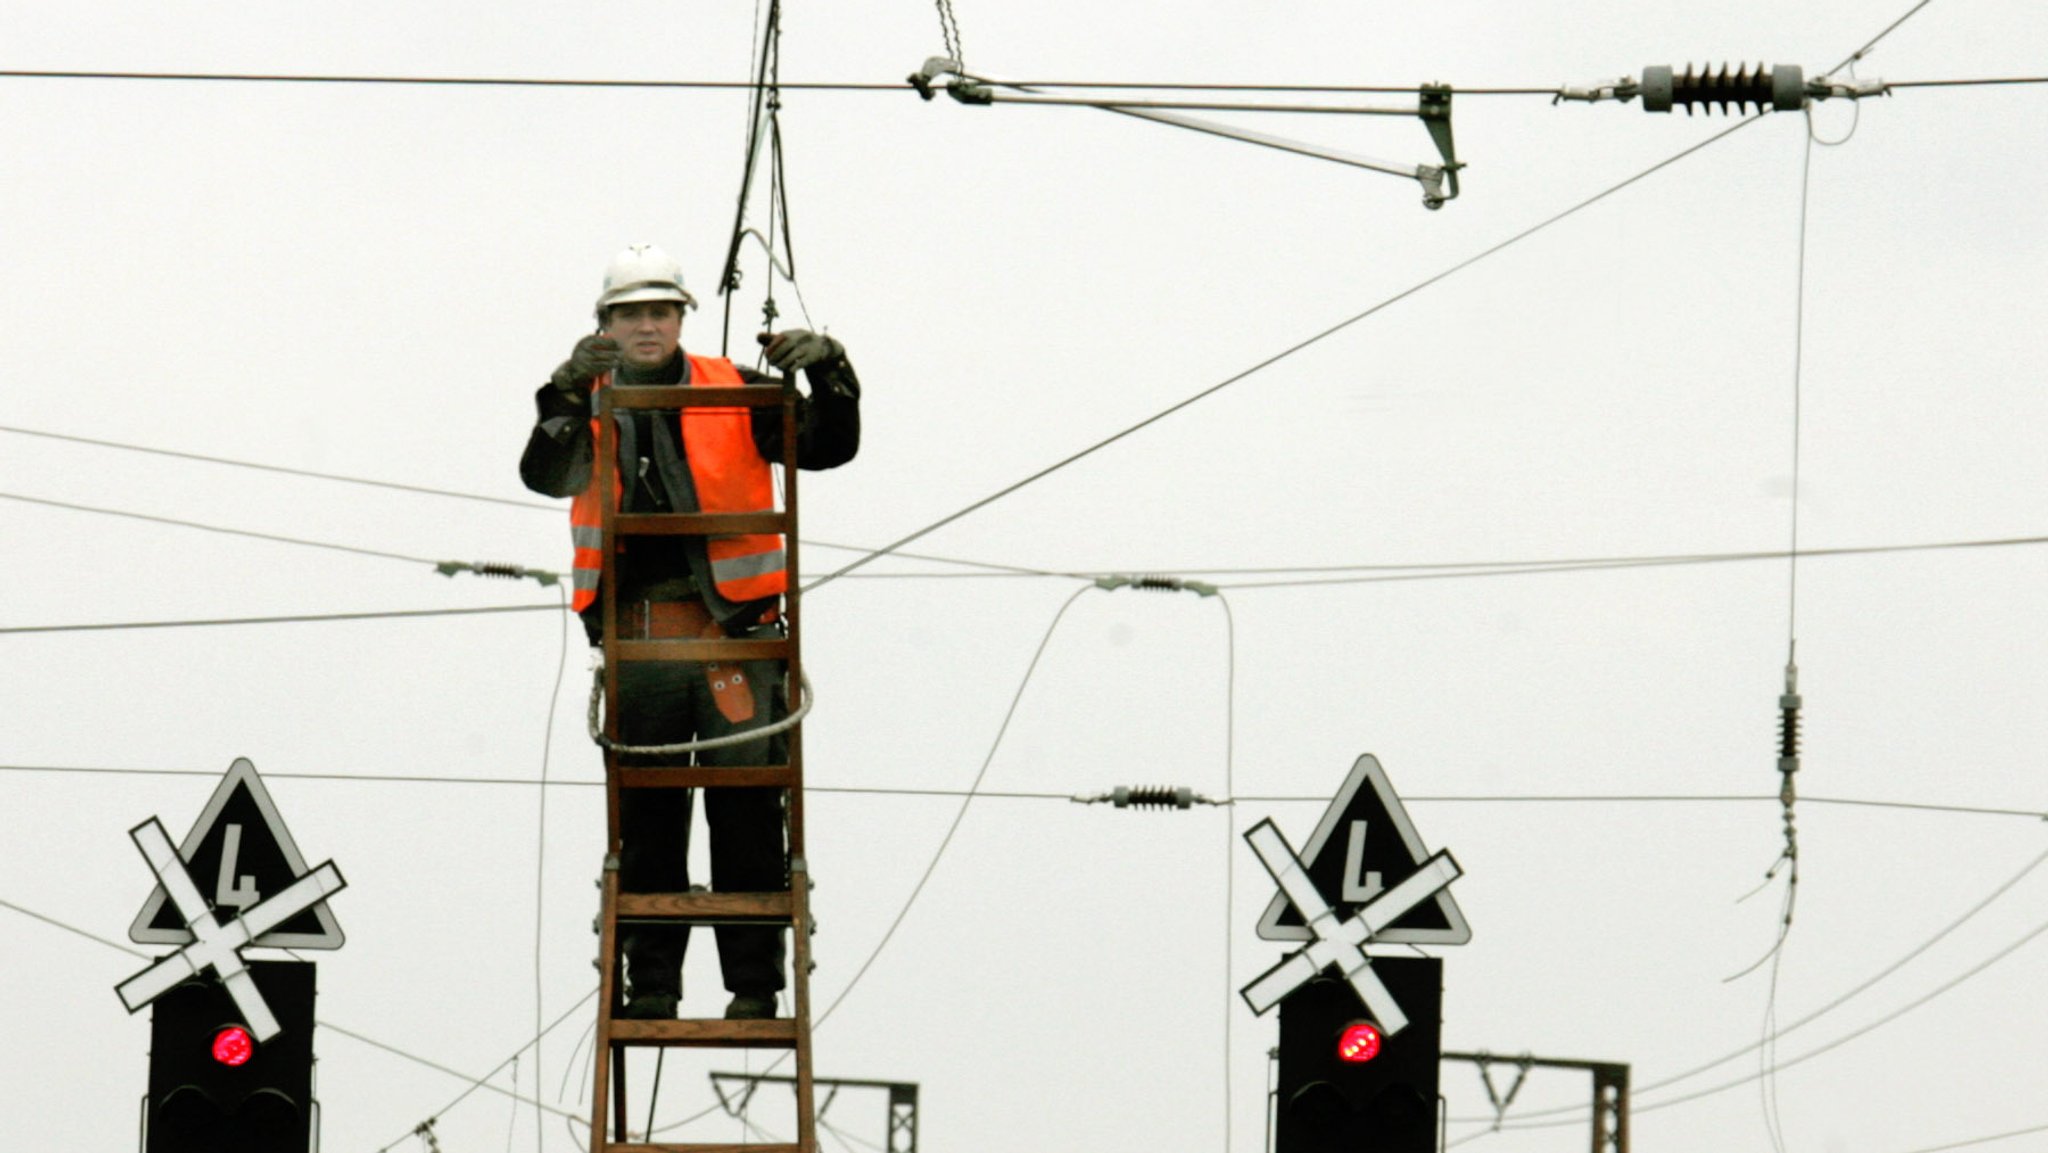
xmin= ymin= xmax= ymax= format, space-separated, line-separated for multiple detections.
xmin=7 ymin=65 xmax=2041 ymax=95
xmin=800 ymin=114 xmax=1765 ymax=593
xmin=12 ymin=427 xmax=2048 ymax=603
xmin=5 ymin=761 xmax=2044 ymax=821
xmin=0 ymin=604 xmax=567 ymax=635
xmin=1887 ymin=1119 xmax=2048 ymax=1153
xmin=1824 ymin=0 xmax=1939 ymax=79
xmin=639 ymin=583 xmax=1100 ymax=1139
xmin=0 ymin=490 xmax=444 ymax=567
xmin=1454 ymin=844 xmax=2048 ymax=1126
xmin=0 ymin=421 xmax=1060 ymax=577
xmin=0 ymin=890 xmax=595 ymax=1138
xmin=529 ymin=583 xmax=570 ymax=1153
xmin=1495 ymin=909 xmax=2048 ymax=1131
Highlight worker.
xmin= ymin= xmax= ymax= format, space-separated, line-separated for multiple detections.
xmin=520 ymin=243 xmax=860 ymax=1020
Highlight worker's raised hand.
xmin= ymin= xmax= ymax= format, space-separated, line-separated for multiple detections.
xmin=551 ymin=334 xmax=622 ymax=396
xmin=759 ymin=330 xmax=844 ymax=374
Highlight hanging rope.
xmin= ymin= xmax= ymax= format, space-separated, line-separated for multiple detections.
xmin=719 ymin=0 xmax=803 ymax=356
xmin=932 ymin=0 xmax=966 ymax=68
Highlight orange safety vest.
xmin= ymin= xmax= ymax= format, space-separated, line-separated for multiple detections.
xmin=568 ymin=355 xmax=786 ymax=613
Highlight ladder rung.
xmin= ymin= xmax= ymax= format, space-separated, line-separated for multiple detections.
xmin=616 ymin=765 xmax=797 ymax=789
xmin=603 ymin=385 xmax=787 ymax=410
xmin=607 ymin=1144 xmax=802 ymax=1152
xmin=617 ymin=891 xmax=791 ymax=921
xmin=614 ymin=638 xmax=789 ymax=662
xmin=608 ymin=1019 xmax=797 ymax=1048
xmin=614 ymin=512 xmax=788 ymax=536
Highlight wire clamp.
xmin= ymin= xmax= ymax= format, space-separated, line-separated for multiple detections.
xmin=1416 ymin=84 xmax=1464 ymax=210
xmin=1553 ymin=76 xmax=1641 ymax=105
xmin=1807 ymin=75 xmax=1892 ymax=102
xmin=907 ymin=56 xmax=990 ymax=104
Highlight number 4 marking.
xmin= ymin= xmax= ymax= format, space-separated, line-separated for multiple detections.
xmin=1342 ymin=820 xmax=1385 ymax=901
xmin=215 ymin=824 xmax=260 ymax=910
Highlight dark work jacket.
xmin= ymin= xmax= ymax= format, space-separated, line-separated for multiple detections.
xmin=519 ymin=348 xmax=861 ymax=643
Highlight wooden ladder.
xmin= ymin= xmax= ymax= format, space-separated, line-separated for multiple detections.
xmin=589 ymin=378 xmax=816 ymax=1153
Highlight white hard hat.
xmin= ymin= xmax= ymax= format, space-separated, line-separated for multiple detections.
xmin=595 ymin=243 xmax=698 ymax=318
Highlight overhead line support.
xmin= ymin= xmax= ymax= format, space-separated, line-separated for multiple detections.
xmin=907 ymin=57 xmax=1464 ymax=208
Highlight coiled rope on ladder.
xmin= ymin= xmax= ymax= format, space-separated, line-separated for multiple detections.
xmin=586 ymin=663 xmax=815 ymax=754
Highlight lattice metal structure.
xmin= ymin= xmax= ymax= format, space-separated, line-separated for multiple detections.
xmin=709 ymin=1074 xmax=918 ymax=1153
xmin=1441 ymin=1052 xmax=1629 ymax=1153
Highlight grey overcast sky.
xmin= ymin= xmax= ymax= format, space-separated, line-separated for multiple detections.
xmin=5 ymin=2 xmax=2047 ymax=1152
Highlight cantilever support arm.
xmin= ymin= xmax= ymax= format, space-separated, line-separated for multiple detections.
xmin=907 ymin=57 xmax=1466 ymax=208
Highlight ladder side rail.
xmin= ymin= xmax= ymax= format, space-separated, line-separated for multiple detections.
xmin=593 ymin=385 xmax=625 ymax=1152
xmin=775 ymin=374 xmax=817 ymax=1152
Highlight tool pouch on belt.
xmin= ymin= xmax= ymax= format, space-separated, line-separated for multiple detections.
xmin=626 ymin=601 xmax=758 ymax=724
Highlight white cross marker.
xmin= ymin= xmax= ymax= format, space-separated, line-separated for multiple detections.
xmin=1239 ymin=816 xmax=1461 ymax=1035
xmin=115 ymin=817 xmax=345 ymax=1041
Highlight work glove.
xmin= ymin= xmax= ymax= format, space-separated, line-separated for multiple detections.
xmin=550 ymin=334 xmax=621 ymax=397
xmin=759 ymin=330 xmax=844 ymax=374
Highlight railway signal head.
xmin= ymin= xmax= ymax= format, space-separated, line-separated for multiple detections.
xmin=1276 ymin=962 xmax=1443 ymax=1153
xmin=146 ymin=962 xmax=317 ymax=1153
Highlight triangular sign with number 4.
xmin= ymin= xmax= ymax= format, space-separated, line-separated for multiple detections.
xmin=1254 ymin=753 xmax=1471 ymax=944
xmin=128 ymin=757 xmax=345 ymax=949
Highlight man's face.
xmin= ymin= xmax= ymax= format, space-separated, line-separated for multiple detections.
xmin=604 ymin=300 xmax=684 ymax=369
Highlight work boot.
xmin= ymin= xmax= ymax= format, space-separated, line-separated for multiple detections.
xmin=724 ymin=992 xmax=778 ymax=1020
xmin=621 ymin=990 xmax=679 ymax=1020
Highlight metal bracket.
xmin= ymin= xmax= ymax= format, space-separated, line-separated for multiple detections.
xmin=1417 ymin=84 xmax=1464 ymax=210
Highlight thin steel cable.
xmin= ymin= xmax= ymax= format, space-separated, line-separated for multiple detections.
xmin=801 ymin=114 xmax=1762 ymax=593
xmin=0 ymin=490 xmax=442 ymax=565
xmin=811 ymin=584 xmax=1094 ymax=1028
xmin=0 ymin=424 xmax=559 ymax=509
xmin=6 ymin=66 xmax=2042 ymax=95
xmin=1789 ymin=123 xmax=1813 ymax=643
xmin=1757 ymin=116 xmax=1821 ymax=1153
xmin=981 ymin=80 xmax=1559 ymax=94
xmin=502 ymin=1056 xmax=519 ymax=1153
xmin=1824 ymin=0 xmax=1939 ymax=79
xmin=1649 ymin=843 xmax=2048 ymax=1096
xmin=1888 ymin=1119 xmax=2048 ymax=1153
xmin=0 ymin=604 xmax=566 ymax=636
xmin=0 ymin=67 xmax=906 ymax=91
xmin=5 ymin=762 xmax=2044 ymax=821
xmin=646 ymin=584 xmax=1101 ymax=1138
xmin=1638 ymin=912 xmax=2048 ymax=1115
xmin=719 ymin=0 xmax=782 ymax=356
xmin=1472 ymin=911 xmax=2048 ymax=1135
xmin=13 ymin=460 xmax=2047 ymax=598
xmin=1217 ymin=592 xmax=1238 ymax=1153
xmin=1212 ymin=533 xmax=2048 ymax=589
xmin=531 ymin=583 xmax=569 ymax=1153
xmin=0 ymin=894 xmax=149 ymax=958
xmin=1457 ymin=845 xmax=2048 ymax=1125
xmin=0 ymin=889 xmax=596 ymax=1143
xmin=0 ymin=418 xmax=1063 ymax=576
xmin=1889 ymin=76 xmax=2048 ymax=88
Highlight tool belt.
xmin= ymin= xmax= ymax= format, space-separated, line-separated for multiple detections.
xmin=620 ymin=599 xmax=760 ymax=724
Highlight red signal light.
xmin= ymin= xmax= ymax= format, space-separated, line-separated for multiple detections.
xmin=212 ymin=1025 xmax=254 ymax=1067
xmin=1337 ymin=1021 xmax=1383 ymax=1063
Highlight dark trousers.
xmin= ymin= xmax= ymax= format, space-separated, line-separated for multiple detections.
xmin=615 ymin=637 xmax=788 ymax=998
